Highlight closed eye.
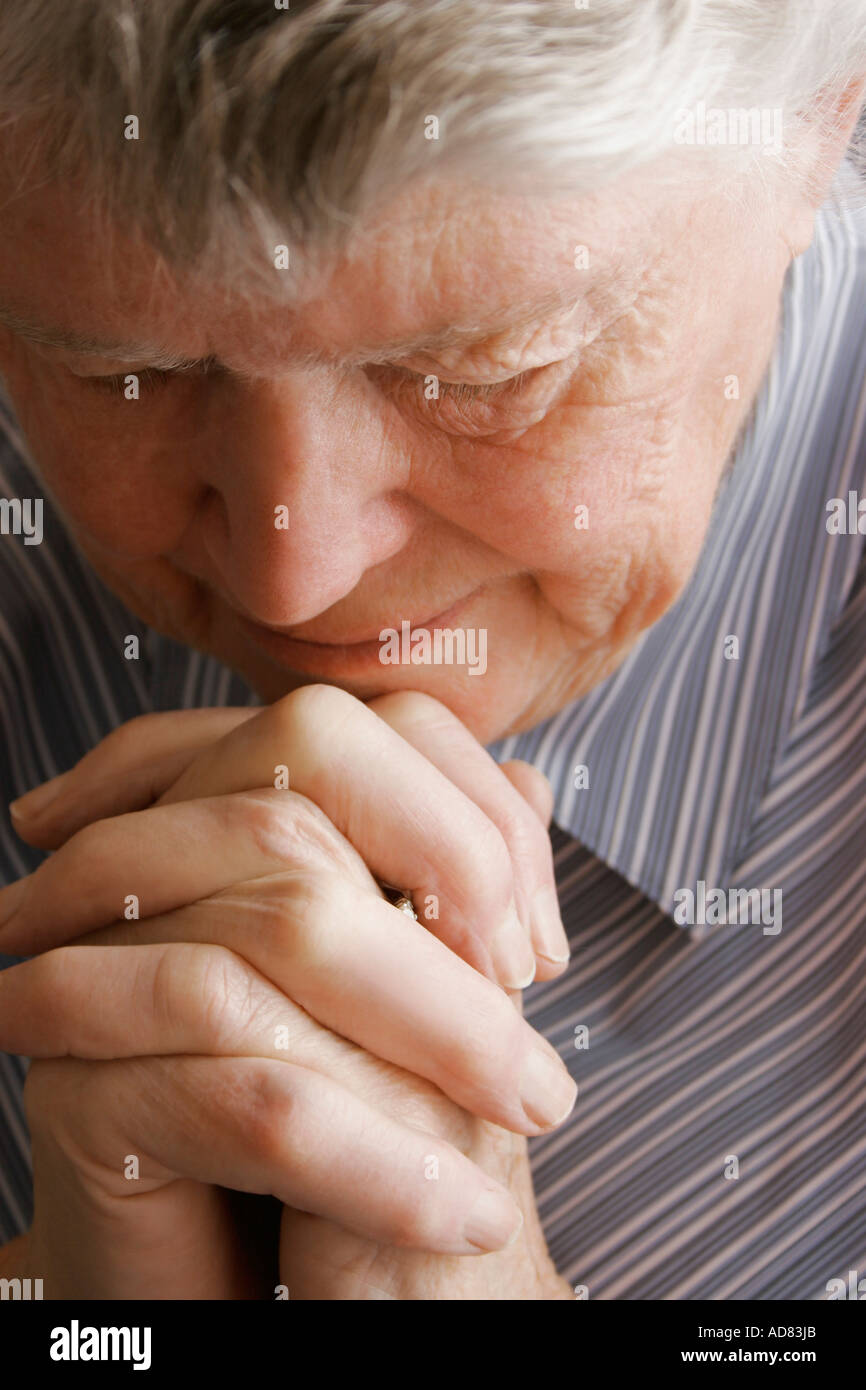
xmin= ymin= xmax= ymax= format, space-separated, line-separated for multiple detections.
xmin=78 ymin=359 xmax=539 ymax=405
xmin=85 ymin=368 xmax=172 ymax=395
xmin=77 ymin=358 xmax=218 ymax=395
xmin=428 ymin=372 xmax=533 ymax=403
xmin=386 ymin=364 xmax=538 ymax=404
xmin=366 ymin=358 xmax=569 ymax=436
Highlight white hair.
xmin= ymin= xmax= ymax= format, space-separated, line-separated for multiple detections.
xmin=0 ymin=0 xmax=864 ymax=294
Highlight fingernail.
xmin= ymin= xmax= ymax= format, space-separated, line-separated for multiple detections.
xmin=9 ymin=772 xmax=69 ymax=822
xmin=463 ymin=1188 xmax=524 ymax=1253
xmin=0 ymin=876 xmax=29 ymax=930
xmin=530 ymin=884 xmax=570 ymax=963
xmin=490 ymin=903 xmax=536 ymax=990
xmin=520 ymin=1045 xmax=578 ymax=1130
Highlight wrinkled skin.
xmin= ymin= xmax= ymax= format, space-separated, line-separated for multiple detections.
xmin=0 ymin=86 xmax=861 ymax=1299
xmin=0 ymin=135 xmax=843 ymax=742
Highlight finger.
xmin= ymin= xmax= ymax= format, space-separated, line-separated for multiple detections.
xmin=369 ymin=692 xmax=568 ymax=976
xmin=27 ymin=1054 xmax=525 ymax=1257
xmin=0 ymin=788 xmax=375 ymax=954
xmin=0 ymin=942 xmax=443 ymax=1112
xmin=0 ymin=789 xmax=577 ymax=1133
xmin=499 ymin=760 xmax=555 ymax=830
xmin=2 ymin=859 xmax=576 ymax=1134
xmin=0 ymin=941 xmax=328 ymax=1063
xmin=499 ymin=759 xmax=564 ymax=980
xmin=1 ymin=938 xmax=469 ymax=1129
xmin=156 ymin=685 xmax=536 ymax=989
xmin=8 ymin=707 xmax=259 ymax=849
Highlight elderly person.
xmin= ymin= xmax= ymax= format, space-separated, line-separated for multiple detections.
xmin=0 ymin=0 xmax=864 ymax=1303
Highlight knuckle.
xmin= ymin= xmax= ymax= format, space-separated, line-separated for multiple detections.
xmin=245 ymin=871 xmax=343 ymax=973
xmin=387 ymin=1170 xmax=443 ymax=1249
xmin=150 ymin=942 xmax=251 ymax=1047
xmin=97 ymin=712 xmax=164 ymax=761
xmin=200 ymin=947 xmax=266 ymax=1045
xmin=147 ymin=943 xmax=195 ymax=1035
xmin=227 ymin=789 xmax=299 ymax=859
xmin=493 ymin=799 xmax=551 ymax=867
xmin=272 ymin=682 xmax=359 ymax=738
xmin=226 ymin=788 xmax=343 ymax=870
xmin=238 ymin=1059 xmax=304 ymax=1165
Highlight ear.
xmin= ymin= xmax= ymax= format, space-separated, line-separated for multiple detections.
xmin=784 ymin=74 xmax=866 ymax=258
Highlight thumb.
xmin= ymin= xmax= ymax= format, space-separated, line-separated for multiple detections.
xmin=7 ymin=707 xmax=258 ymax=850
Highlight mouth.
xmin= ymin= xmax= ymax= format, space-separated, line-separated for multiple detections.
xmin=235 ymin=585 xmax=486 ymax=671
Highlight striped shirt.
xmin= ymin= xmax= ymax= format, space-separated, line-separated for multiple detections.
xmin=1 ymin=162 xmax=865 ymax=1300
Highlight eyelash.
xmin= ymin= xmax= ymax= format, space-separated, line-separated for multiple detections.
xmin=424 ymin=373 xmax=531 ymax=404
xmin=81 ymin=363 xmax=533 ymax=405
xmin=84 ymin=363 xmax=212 ymax=395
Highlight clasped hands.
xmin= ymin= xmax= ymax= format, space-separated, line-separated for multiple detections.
xmin=0 ymin=685 xmax=576 ymax=1300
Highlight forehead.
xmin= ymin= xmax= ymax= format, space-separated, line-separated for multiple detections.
xmin=0 ymin=148 xmax=665 ymax=373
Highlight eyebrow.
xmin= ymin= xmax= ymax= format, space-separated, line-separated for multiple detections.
xmin=0 ymin=305 xmax=199 ymax=371
xmin=0 ymin=285 xmax=580 ymax=373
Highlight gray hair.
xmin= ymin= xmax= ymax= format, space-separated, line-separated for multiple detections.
xmin=1 ymin=0 xmax=865 ymax=295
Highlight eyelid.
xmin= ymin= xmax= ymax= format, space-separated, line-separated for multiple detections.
xmin=384 ymin=356 xmax=575 ymax=437
xmin=394 ymin=364 xmax=533 ymax=395
xmin=398 ymin=356 xmax=529 ymax=385
xmin=74 ymin=358 xmax=220 ymax=396
xmin=77 ymin=367 xmax=174 ymax=397
xmin=77 ymin=357 xmax=543 ymax=409
xmin=73 ymin=354 xmax=215 ymax=379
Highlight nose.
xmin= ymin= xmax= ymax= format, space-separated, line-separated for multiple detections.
xmin=194 ymin=367 xmax=412 ymax=627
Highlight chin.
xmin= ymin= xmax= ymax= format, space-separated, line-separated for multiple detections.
xmin=212 ymin=631 xmax=533 ymax=743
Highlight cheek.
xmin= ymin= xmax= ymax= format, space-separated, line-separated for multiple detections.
xmin=442 ymin=386 xmax=718 ymax=589
xmin=0 ymin=357 xmax=204 ymax=559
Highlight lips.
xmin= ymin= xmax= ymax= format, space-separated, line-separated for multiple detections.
xmin=232 ymin=584 xmax=488 ymax=677
xmin=242 ymin=586 xmax=484 ymax=648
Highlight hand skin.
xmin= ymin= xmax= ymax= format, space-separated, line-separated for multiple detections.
xmin=282 ymin=1153 xmax=574 ymax=1301
xmin=0 ymin=690 xmax=575 ymax=1299
xmin=280 ymin=991 xmax=574 ymax=1300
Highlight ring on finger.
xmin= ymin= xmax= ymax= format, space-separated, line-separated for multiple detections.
xmin=378 ymin=882 xmax=419 ymax=921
